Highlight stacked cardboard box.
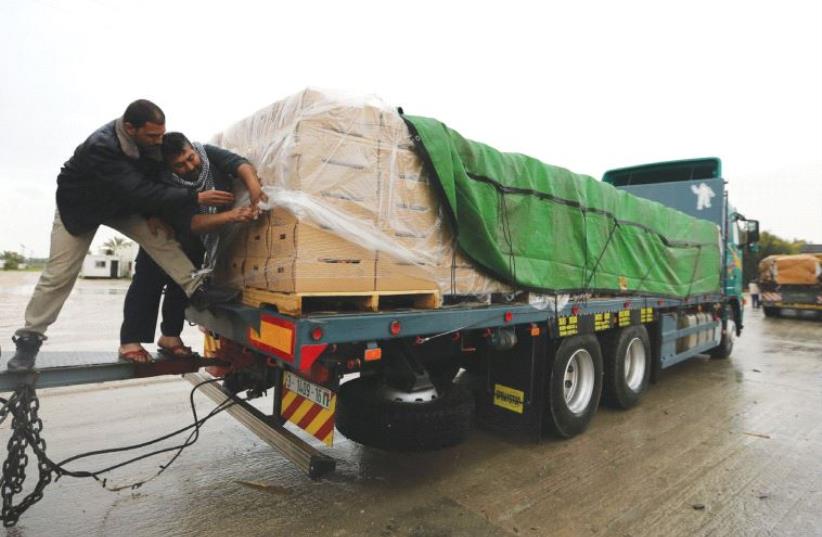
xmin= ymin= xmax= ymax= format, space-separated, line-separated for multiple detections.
xmin=212 ymin=89 xmax=509 ymax=296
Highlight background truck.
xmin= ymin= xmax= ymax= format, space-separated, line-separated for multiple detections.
xmin=185 ymin=156 xmax=759 ymax=476
xmin=758 ymin=250 xmax=822 ymax=317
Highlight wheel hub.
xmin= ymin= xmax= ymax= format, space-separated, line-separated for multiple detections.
xmin=624 ymin=337 xmax=647 ymax=392
xmin=376 ymin=383 xmax=440 ymax=403
xmin=563 ymin=349 xmax=595 ymax=415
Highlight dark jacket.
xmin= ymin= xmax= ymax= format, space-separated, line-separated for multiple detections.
xmin=164 ymin=144 xmax=250 ymax=248
xmin=56 ymin=120 xmax=197 ymax=235
xmin=188 ymin=144 xmax=249 ymax=194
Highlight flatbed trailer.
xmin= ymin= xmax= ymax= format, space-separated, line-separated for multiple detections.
xmin=760 ymin=283 xmax=822 ymax=317
xmin=0 ymin=291 xmax=732 ymax=481
xmin=183 ymin=289 xmax=731 ymax=477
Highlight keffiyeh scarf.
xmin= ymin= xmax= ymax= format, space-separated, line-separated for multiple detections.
xmin=170 ymin=142 xmax=216 ymax=215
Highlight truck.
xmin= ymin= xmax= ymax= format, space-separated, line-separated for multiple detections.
xmin=0 ymin=155 xmax=760 ymax=529
xmin=181 ymin=156 xmax=759 ymax=476
xmin=758 ymin=251 xmax=822 ymax=317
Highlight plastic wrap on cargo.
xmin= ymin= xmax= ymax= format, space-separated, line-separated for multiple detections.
xmin=758 ymin=254 xmax=822 ymax=285
xmin=210 ymin=88 xmax=511 ymax=298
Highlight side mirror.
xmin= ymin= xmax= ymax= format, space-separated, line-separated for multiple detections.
xmin=745 ymin=220 xmax=760 ymax=246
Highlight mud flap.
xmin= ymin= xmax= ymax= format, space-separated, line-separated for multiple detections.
xmin=472 ymin=324 xmax=549 ymax=442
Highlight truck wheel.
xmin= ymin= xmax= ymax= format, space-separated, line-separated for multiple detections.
xmin=602 ymin=326 xmax=651 ymax=409
xmin=544 ymin=335 xmax=603 ymax=439
xmin=709 ymin=307 xmax=735 ymax=359
xmin=336 ymin=377 xmax=473 ymax=451
xmin=763 ymin=306 xmax=779 ymax=318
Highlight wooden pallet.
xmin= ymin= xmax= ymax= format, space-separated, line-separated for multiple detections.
xmin=242 ymin=287 xmax=442 ymax=316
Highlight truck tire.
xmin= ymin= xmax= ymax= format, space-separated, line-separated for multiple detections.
xmin=709 ymin=307 xmax=735 ymax=359
xmin=336 ymin=377 xmax=473 ymax=451
xmin=763 ymin=306 xmax=779 ymax=318
xmin=602 ymin=326 xmax=651 ymax=409
xmin=544 ymin=335 xmax=603 ymax=439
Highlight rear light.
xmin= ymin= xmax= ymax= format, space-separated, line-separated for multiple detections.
xmin=530 ymin=324 xmax=541 ymax=337
xmin=364 ymin=346 xmax=382 ymax=362
xmin=310 ymin=326 xmax=324 ymax=341
xmin=571 ymin=306 xmax=581 ymax=316
xmin=504 ymin=311 xmax=513 ymax=323
xmin=309 ymin=361 xmax=331 ymax=384
xmin=389 ymin=320 xmax=402 ymax=336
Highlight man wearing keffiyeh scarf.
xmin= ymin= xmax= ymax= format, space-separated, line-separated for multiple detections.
xmin=118 ymin=132 xmax=266 ymax=362
xmin=167 ymin=141 xmax=223 ymax=269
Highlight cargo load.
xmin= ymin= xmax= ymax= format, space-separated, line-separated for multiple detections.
xmin=758 ymin=254 xmax=822 ymax=285
xmin=212 ymin=89 xmax=721 ymax=300
xmin=212 ymin=89 xmax=506 ymax=297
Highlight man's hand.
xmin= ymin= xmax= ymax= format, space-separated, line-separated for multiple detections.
xmin=249 ymin=184 xmax=268 ymax=208
xmin=147 ymin=217 xmax=174 ymax=240
xmin=228 ymin=205 xmax=257 ymax=223
xmin=198 ymin=190 xmax=235 ymax=207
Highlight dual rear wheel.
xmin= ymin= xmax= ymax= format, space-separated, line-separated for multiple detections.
xmin=544 ymin=326 xmax=651 ymax=438
xmin=338 ymin=326 xmax=654 ymax=449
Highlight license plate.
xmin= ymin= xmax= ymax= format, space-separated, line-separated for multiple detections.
xmin=283 ymin=372 xmax=332 ymax=409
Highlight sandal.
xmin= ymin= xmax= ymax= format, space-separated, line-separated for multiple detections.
xmin=157 ymin=344 xmax=195 ymax=359
xmin=118 ymin=348 xmax=153 ymax=364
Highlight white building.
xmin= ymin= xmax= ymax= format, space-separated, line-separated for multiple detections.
xmin=79 ymin=243 xmax=139 ymax=278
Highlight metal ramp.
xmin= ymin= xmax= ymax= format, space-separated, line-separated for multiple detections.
xmin=0 ymin=352 xmax=336 ymax=479
xmin=0 ymin=351 xmax=204 ymax=392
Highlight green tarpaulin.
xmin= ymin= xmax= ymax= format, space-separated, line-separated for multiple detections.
xmin=402 ymin=115 xmax=721 ymax=298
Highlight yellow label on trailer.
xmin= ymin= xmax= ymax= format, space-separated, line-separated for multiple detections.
xmin=493 ymin=384 xmax=525 ymax=414
xmin=594 ymin=313 xmax=610 ymax=331
xmin=558 ymin=315 xmax=579 ymax=336
xmin=641 ymin=307 xmax=654 ymax=323
xmin=618 ymin=310 xmax=632 ymax=327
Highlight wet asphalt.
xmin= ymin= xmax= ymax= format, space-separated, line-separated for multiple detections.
xmin=0 ymin=271 xmax=820 ymax=537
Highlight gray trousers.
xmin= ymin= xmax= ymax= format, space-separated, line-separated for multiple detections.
xmin=17 ymin=209 xmax=204 ymax=337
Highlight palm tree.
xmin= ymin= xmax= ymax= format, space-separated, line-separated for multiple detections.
xmin=103 ymin=236 xmax=132 ymax=255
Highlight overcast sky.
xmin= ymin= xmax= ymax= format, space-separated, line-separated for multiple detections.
xmin=1 ymin=0 xmax=820 ymax=257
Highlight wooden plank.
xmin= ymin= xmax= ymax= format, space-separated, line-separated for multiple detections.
xmin=241 ymin=287 xmax=441 ymax=316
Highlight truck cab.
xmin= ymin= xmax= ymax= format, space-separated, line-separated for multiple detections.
xmin=603 ymin=158 xmax=759 ymax=334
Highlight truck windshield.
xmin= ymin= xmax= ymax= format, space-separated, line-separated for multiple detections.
xmin=603 ymin=158 xmax=721 ymax=186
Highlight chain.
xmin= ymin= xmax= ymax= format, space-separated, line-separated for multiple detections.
xmin=0 ymin=375 xmax=233 ymax=528
xmin=0 ymin=384 xmax=56 ymax=528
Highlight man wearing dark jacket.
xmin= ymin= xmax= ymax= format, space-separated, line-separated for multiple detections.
xmin=118 ymin=132 xmax=263 ymax=362
xmin=6 ymin=100 xmax=237 ymax=371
